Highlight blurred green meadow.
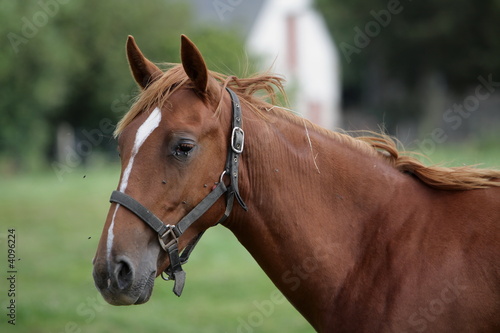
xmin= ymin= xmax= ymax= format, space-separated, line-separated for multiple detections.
xmin=0 ymin=144 xmax=498 ymax=333
xmin=0 ymin=165 xmax=311 ymax=333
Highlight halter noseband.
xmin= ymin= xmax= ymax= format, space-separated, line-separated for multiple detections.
xmin=109 ymin=87 xmax=247 ymax=296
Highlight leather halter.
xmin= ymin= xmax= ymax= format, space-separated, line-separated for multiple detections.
xmin=109 ymin=87 xmax=247 ymax=296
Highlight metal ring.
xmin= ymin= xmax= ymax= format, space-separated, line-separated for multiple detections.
xmin=219 ymin=170 xmax=227 ymax=184
xmin=161 ymin=271 xmax=171 ymax=281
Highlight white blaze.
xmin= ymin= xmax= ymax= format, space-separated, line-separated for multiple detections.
xmin=106 ymin=107 xmax=162 ymax=259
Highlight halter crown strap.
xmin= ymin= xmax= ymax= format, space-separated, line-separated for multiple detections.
xmin=225 ymin=87 xmax=247 ymax=212
xmin=109 ymin=87 xmax=246 ymax=297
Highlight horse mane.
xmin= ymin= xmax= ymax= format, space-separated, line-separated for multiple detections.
xmin=349 ymin=133 xmax=500 ymax=190
xmin=116 ymin=64 xmax=500 ymax=191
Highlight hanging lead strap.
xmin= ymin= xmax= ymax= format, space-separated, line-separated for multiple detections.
xmin=166 ymin=243 xmax=186 ymax=297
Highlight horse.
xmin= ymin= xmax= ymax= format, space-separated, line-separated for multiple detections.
xmin=92 ymin=35 xmax=500 ymax=332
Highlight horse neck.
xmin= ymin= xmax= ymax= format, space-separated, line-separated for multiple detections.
xmin=223 ymin=106 xmax=412 ymax=328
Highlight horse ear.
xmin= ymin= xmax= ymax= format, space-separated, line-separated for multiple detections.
xmin=126 ymin=35 xmax=162 ymax=89
xmin=181 ymin=35 xmax=208 ymax=93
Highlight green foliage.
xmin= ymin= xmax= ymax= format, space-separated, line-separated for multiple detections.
xmin=0 ymin=0 xmax=249 ymax=172
xmin=316 ymin=0 xmax=500 ymax=89
xmin=315 ymin=0 xmax=500 ymax=128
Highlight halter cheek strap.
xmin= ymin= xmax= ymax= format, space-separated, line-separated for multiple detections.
xmin=109 ymin=87 xmax=247 ymax=297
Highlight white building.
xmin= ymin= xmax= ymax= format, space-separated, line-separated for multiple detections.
xmin=191 ymin=0 xmax=341 ymax=130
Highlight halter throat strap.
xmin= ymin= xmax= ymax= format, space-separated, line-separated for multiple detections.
xmin=109 ymin=87 xmax=246 ymax=297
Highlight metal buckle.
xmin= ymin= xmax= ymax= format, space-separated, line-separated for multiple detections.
xmin=231 ymin=127 xmax=244 ymax=154
xmin=161 ymin=271 xmax=173 ymax=281
xmin=158 ymin=225 xmax=178 ymax=252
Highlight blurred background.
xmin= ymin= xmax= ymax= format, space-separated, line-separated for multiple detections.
xmin=1 ymin=0 xmax=499 ymax=332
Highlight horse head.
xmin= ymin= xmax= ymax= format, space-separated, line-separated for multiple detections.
xmin=92 ymin=35 xmax=240 ymax=305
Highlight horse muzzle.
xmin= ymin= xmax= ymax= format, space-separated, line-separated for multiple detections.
xmin=93 ymin=255 xmax=156 ymax=305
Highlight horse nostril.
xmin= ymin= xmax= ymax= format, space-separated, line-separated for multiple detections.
xmin=115 ymin=258 xmax=134 ymax=291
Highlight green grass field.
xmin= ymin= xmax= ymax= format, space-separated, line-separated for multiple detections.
xmin=0 ymin=166 xmax=311 ymax=333
xmin=0 ymin=144 xmax=498 ymax=333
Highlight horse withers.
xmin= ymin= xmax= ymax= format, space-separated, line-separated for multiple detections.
xmin=93 ymin=35 xmax=500 ymax=332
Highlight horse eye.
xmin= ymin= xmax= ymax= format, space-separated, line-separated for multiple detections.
xmin=174 ymin=142 xmax=195 ymax=156
xmin=179 ymin=143 xmax=194 ymax=152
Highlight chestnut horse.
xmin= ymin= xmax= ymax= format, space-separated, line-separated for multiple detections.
xmin=93 ymin=35 xmax=500 ymax=332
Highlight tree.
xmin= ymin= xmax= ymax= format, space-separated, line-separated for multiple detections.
xmin=0 ymin=0 xmax=248 ymax=172
xmin=315 ymin=0 xmax=500 ymax=134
